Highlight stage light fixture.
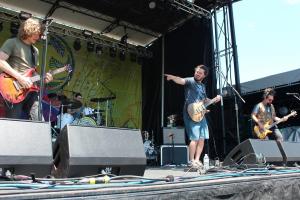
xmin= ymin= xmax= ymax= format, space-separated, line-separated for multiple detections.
xmin=109 ymin=46 xmax=117 ymax=57
xmin=87 ymin=41 xmax=95 ymax=52
xmin=82 ymin=29 xmax=93 ymax=37
xmin=119 ymin=49 xmax=126 ymax=61
xmin=149 ymin=1 xmax=156 ymax=9
xmin=120 ymin=34 xmax=128 ymax=45
xmin=19 ymin=11 xmax=32 ymax=21
xmin=73 ymin=38 xmax=81 ymax=51
xmin=10 ymin=21 xmax=20 ymax=36
xmin=186 ymin=0 xmax=195 ymax=3
xmin=95 ymin=44 xmax=103 ymax=55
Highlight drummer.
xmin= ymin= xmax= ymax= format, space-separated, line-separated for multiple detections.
xmin=56 ymin=95 xmax=82 ymax=129
xmin=73 ymin=92 xmax=94 ymax=118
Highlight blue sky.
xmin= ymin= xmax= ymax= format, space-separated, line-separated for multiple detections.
xmin=233 ymin=0 xmax=300 ymax=83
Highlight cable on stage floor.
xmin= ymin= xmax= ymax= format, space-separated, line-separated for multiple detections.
xmin=1 ymin=167 xmax=300 ymax=190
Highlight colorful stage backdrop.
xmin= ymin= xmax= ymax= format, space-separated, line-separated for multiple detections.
xmin=0 ymin=21 xmax=142 ymax=129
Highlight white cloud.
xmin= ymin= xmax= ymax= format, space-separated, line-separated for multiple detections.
xmin=285 ymin=0 xmax=300 ymax=5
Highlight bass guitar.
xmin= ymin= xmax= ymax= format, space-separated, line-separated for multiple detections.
xmin=253 ymin=110 xmax=297 ymax=139
xmin=0 ymin=64 xmax=72 ymax=104
xmin=187 ymin=95 xmax=221 ymax=122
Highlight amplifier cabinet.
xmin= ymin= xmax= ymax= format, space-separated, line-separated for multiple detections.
xmin=160 ymin=145 xmax=189 ymax=166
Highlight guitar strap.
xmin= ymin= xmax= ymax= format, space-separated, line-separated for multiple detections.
xmin=30 ymin=45 xmax=37 ymax=66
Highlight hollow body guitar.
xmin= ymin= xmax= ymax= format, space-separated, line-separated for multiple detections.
xmin=187 ymin=95 xmax=221 ymax=122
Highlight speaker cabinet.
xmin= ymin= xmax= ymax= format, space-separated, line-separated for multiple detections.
xmin=223 ymin=139 xmax=283 ymax=166
xmin=163 ymin=127 xmax=186 ymax=145
xmin=160 ymin=145 xmax=189 ymax=166
xmin=0 ymin=119 xmax=53 ymax=177
xmin=53 ymin=125 xmax=146 ymax=178
xmin=279 ymin=141 xmax=300 ymax=166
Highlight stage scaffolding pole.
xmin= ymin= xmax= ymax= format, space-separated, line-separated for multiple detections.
xmin=161 ymin=36 xmax=165 ymax=128
xmin=212 ymin=9 xmax=227 ymax=156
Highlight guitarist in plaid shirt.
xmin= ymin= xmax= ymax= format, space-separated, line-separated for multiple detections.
xmin=0 ymin=18 xmax=53 ymax=120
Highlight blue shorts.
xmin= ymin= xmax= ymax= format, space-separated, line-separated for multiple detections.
xmin=183 ymin=111 xmax=209 ymax=141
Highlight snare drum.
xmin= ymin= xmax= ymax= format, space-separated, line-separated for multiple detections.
xmin=75 ymin=116 xmax=97 ymax=127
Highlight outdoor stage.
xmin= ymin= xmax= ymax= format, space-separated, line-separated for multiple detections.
xmin=1 ymin=166 xmax=300 ymax=199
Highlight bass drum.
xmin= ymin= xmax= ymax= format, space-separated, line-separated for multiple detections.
xmin=73 ymin=116 xmax=97 ymax=127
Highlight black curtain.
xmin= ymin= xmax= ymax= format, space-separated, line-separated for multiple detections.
xmin=142 ymin=17 xmax=216 ymax=147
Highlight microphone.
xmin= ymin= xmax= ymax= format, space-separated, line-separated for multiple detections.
xmin=168 ymin=133 xmax=174 ymax=138
xmin=286 ymin=92 xmax=299 ymax=95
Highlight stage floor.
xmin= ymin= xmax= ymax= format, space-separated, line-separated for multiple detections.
xmin=1 ymin=166 xmax=300 ymax=199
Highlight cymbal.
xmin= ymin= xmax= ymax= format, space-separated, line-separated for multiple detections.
xmin=61 ymin=100 xmax=82 ymax=109
xmin=90 ymin=96 xmax=116 ymax=102
xmin=94 ymin=109 xmax=105 ymax=113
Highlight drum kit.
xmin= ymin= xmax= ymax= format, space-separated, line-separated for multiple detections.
xmin=54 ymin=96 xmax=116 ymax=131
xmin=142 ymin=131 xmax=158 ymax=164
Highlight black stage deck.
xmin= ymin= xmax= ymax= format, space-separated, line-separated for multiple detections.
xmin=1 ymin=166 xmax=300 ymax=200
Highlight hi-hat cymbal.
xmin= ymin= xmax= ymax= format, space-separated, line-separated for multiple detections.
xmin=90 ymin=96 xmax=116 ymax=102
xmin=93 ymin=109 xmax=105 ymax=113
xmin=61 ymin=100 xmax=82 ymax=109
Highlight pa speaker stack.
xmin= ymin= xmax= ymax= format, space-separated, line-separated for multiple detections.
xmin=53 ymin=125 xmax=146 ymax=178
xmin=223 ymin=139 xmax=300 ymax=167
xmin=0 ymin=119 xmax=53 ymax=177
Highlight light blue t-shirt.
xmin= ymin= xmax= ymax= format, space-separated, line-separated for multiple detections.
xmin=183 ymin=77 xmax=207 ymax=107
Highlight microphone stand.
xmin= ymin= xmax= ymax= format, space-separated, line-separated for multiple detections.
xmin=169 ymin=133 xmax=175 ymax=165
xmin=216 ymin=68 xmax=245 ymax=144
xmin=38 ymin=19 xmax=52 ymax=121
xmin=291 ymin=94 xmax=300 ymax=102
xmin=97 ymin=78 xmax=116 ymax=127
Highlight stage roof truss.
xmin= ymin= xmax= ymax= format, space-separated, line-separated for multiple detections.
xmin=170 ymin=0 xmax=211 ymax=19
xmin=0 ymin=7 xmax=152 ymax=58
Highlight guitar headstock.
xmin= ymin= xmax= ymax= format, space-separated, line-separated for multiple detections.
xmin=291 ymin=110 xmax=297 ymax=117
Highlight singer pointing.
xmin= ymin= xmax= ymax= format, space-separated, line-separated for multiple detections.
xmin=251 ymin=88 xmax=287 ymax=142
xmin=165 ymin=65 xmax=221 ymax=168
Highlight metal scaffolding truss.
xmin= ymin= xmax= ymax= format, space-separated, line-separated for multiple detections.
xmin=169 ymin=0 xmax=211 ymax=19
xmin=213 ymin=7 xmax=235 ymax=91
xmin=0 ymin=7 xmax=153 ymax=58
xmin=212 ymin=1 xmax=242 ymax=154
xmin=40 ymin=0 xmax=161 ymax=38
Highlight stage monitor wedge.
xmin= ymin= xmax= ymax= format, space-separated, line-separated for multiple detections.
xmin=53 ymin=125 xmax=146 ymax=178
xmin=0 ymin=119 xmax=53 ymax=177
xmin=223 ymin=139 xmax=283 ymax=166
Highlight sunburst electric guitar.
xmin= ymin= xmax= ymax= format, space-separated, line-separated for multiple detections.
xmin=0 ymin=64 xmax=72 ymax=104
xmin=254 ymin=110 xmax=297 ymax=139
xmin=187 ymin=95 xmax=221 ymax=122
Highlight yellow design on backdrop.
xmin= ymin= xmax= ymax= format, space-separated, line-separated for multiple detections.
xmin=0 ymin=21 xmax=142 ymax=129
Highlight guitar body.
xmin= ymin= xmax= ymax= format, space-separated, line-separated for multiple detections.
xmin=253 ymin=121 xmax=273 ymax=139
xmin=0 ymin=68 xmax=39 ymax=104
xmin=187 ymin=101 xmax=206 ymax=122
xmin=253 ymin=111 xmax=297 ymax=139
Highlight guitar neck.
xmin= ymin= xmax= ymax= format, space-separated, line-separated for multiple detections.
xmin=29 ymin=67 xmax=66 ymax=83
xmin=204 ymin=96 xmax=218 ymax=108
xmin=267 ymin=113 xmax=294 ymax=129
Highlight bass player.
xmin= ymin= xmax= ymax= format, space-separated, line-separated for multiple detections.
xmin=165 ymin=65 xmax=220 ymax=168
xmin=0 ymin=18 xmax=53 ymax=120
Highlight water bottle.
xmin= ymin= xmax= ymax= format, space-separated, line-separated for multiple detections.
xmin=203 ymin=154 xmax=209 ymax=170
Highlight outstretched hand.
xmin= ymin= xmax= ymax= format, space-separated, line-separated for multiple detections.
xmin=164 ymin=74 xmax=173 ymax=81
